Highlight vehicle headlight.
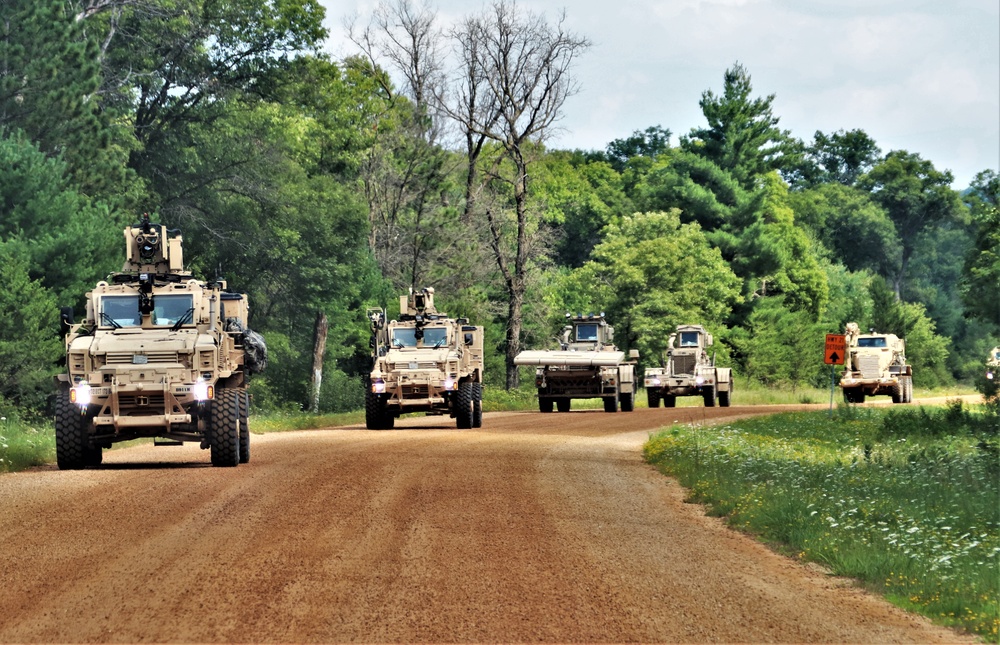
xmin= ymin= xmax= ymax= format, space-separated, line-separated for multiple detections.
xmin=193 ymin=377 xmax=213 ymax=401
xmin=695 ymin=376 xmax=705 ymax=385
xmin=988 ymin=371 xmax=994 ymax=380
xmin=373 ymin=379 xmax=386 ymax=393
xmin=651 ymin=377 xmax=661 ymax=386
xmin=70 ymin=381 xmax=91 ymax=407
xmin=444 ymin=377 xmax=455 ymax=390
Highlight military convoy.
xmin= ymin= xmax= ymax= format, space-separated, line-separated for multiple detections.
xmin=644 ymin=325 xmax=732 ymax=407
xmin=366 ymin=288 xmax=485 ymax=429
xmin=839 ymin=322 xmax=912 ymax=404
xmin=55 ymin=215 xmax=267 ymax=469
xmin=514 ymin=314 xmax=638 ymax=413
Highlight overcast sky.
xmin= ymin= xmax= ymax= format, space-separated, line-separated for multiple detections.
xmin=321 ymin=0 xmax=999 ymax=189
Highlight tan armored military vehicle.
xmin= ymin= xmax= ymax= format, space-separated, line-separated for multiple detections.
xmin=55 ymin=215 xmax=267 ymax=469
xmin=643 ymin=324 xmax=732 ymax=407
xmin=366 ymin=288 xmax=485 ymax=429
xmin=514 ymin=313 xmax=638 ymax=413
xmin=839 ymin=322 xmax=912 ymax=404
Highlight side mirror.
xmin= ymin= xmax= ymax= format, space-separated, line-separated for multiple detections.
xmin=60 ymin=306 xmax=74 ymax=336
xmin=464 ymin=333 xmax=474 ymax=346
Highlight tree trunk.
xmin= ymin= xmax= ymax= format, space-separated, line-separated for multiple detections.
xmin=505 ymin=288 xmax=524 ymax=390
xmin=309 ymin=311 xmax=328 ymax=414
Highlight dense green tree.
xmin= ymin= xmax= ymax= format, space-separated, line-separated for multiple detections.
xmin=0 ymin=0 xmax=126 ymax=195
xmin=859 ymin=151 xmax=963 ymax=299
xmin=595 ymin=125 xmax=671 ymax=174
xmin=788 ymin=128 xmax=881 ymax=188
xmin=0 ymin=247 xmax=61 ymax=409
xmin=737 ymin=296 xmax=824 ymax=390
xmin=787 ymin=183 xmax=900 ymax=276
xmin=868 ymin=276 xmax=950 ymax=387
xmin=961 ymin=170 xmax=1000 ymax=331
xmin=681 ymin=62 xmax=798 ymax=191
xmin=552 ymin=210 xmax=741 ymax=368
xmin=0 ymin=131 xmax=122 ymax=306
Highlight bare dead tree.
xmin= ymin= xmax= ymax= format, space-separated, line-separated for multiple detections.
xmin=346 ymin=1 xmax=457 ymax=292
xmin=452 ymin=0 xmax=589 ymax=389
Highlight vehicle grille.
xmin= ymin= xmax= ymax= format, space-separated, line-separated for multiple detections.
xmin=105 ymin=351 xmax=181 ymax=365
xmin=672 ymin=355 xmax=696 ymax=375
xmin=118 ymin=393 xmax=166 ymax=411
xmin=859 ymin=355 xmax=882 ymax=379
xmin=393 ymin=361 xmax=440 ymax=371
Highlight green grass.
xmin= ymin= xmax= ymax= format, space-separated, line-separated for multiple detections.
xmin=643 ymin=402 xmax=1000 ymax=640
xmin=0 ymin=414 xmax=55 ymax=473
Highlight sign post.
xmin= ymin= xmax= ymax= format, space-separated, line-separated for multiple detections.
xmin=824 ymin=334 xmax=846 ymax=416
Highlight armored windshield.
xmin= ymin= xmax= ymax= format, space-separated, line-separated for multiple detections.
xmin=857 ymin=337 xmax=887 ymax=348
xmin=152 ymin=294 xmax=194 ymax=326
xmin=391 ymin=326 xmax=448 ymax=348
xmin=576 ymin=323 xmax=598 ymax=341
xmin=100 ymin=295 xmax=141 ymax=327
xmin=679 ymin=332 xmax=699 ymax=347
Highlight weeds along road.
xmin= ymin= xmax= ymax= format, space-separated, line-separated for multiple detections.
xmin=0 ymin=404 xmax=972 ymax=643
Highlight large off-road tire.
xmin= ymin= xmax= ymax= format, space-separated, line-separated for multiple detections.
xmin=664 ymin=394 xmax=676 ymax=408
xmin=456 ymin=381 xmax=475 ymax=429
xmin=365 ymin=390 xmax=393 ymax=430
xmin=472 ymin=383 xmax=483 ymax=428
xmin=703 ymin=386 xmax=717 ymax=407
xmin=905 ymin=376 xmax=914 ymax=402
xmin=538 ymin=396 xmax=553 ymax=413
xmin=238 ymin=390 xmax=251 ymax=463
xmin=620 ymin=391 xmax=634 ymax=412
xmin=843 ymin=388 xmax=866 ymax=404
xmin=55 ymin=390 xmax=89 ymax=470
xmin=603 ymin=392 xmax=618 ymax=413
xmin=209 ymin=389 xmax=240 ymax=467
xmin=718 ymin=384 xmax=732 ymax=408
xmin=556 ymin=398 xmax=571 ymax=413
xmin=891 ymin=380 xmax=903 ymax=404
xmin=647 ymin=391 xmax=660 ymax=408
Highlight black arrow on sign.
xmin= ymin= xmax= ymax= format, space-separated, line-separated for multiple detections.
xmin=829 ymin=351 xmax=840 ymax=363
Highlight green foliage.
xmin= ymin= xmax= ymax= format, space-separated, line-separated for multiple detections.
xmin=868 ymin=277 xmax=951 ymax=387
xmin=553 ymin=210 xmax=741 ymax=366
xmin=682 ymin=62 xmax=799 ymax=191
xmin=644 ymin=409 xmax=1000 ymax=640
xmin=735 ymin=296 xmax=825 ymax=389
xmin=790 ymin=128 xmax=881 ymax=188
xmin=0 ymin=248 xmax=61 ymax=408
xmin=961 ymin=170 xmax=1000 ymax=331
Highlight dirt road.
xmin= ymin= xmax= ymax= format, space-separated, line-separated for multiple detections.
xmin=0 ymin=405 xmax=972 ymax=643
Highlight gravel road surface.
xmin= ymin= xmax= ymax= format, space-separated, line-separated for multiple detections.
xmin=0 ymin=404 xmax=973 ymax=642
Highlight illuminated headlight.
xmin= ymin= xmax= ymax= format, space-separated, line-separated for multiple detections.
xmin=373 ymin=379 xmax=386 ymax=393
xmin=695 ymin=376 xmax=705 ymax=385
xmin=444 ymin=378 xmax=455 ymax=390
xmin=70 ymin=381 xmax=91 ymax=407
xmin=988 ymin=371 xmax=995 ymax=381
xmin=193 ymin=377 xmax=213 ymax=401
xmin=651 ymin=377 xmax=661 ymax=386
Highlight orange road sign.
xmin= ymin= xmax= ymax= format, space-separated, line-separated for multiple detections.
xmin=825 ymin=334 xmax=846 ymax=365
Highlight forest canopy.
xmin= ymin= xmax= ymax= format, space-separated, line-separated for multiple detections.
xmin=0 ymin=0 xmax=997 ymax=413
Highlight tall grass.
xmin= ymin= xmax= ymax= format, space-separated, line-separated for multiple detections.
xmin=0 ymin=412 xmax=55 ymax=473
xmin=643 ymin=402 xmax=999 ymax=640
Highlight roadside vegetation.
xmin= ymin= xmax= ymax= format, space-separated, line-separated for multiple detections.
xmin=643 ymin=401 xmax=999 ymax=640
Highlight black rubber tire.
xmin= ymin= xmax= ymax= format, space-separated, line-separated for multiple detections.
xmin=556 ymin=398 xmax=571 ymax=413
xmin=891 ymin=381 xmax=903 ymax=404
xmin=366 ymin=389 xmax=393 ymax=429
xmin=472 ymin=383 xmax=483 ymax=428
xmin=905 ymin=376 xmax=913 ymax=402
xmin=238 ymin=390 xmax=250 ymax=463
xmin=538 ymin=396 xmax=553 ymax=413
xmin=718 ymin=385 xmax=732 ymax=407
xmin=456 ymin=381 xmax=474 ymax=429
xmin=209 ymin=389 xmax=240 ymax=467
xmin=703 ymin=386 xmax=716 ymax=407
xmin=620 ymin=392 xmax=634 ymax=412
xmin=55 ymin=390 xmax=89 ymax=470
xmin=603 ymin=393 xmax=618 ymax=413
xmin=647 ymin=391 xmax=660 ymax=408
xmin=664 ymin=395 xmax=676 ymax=408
